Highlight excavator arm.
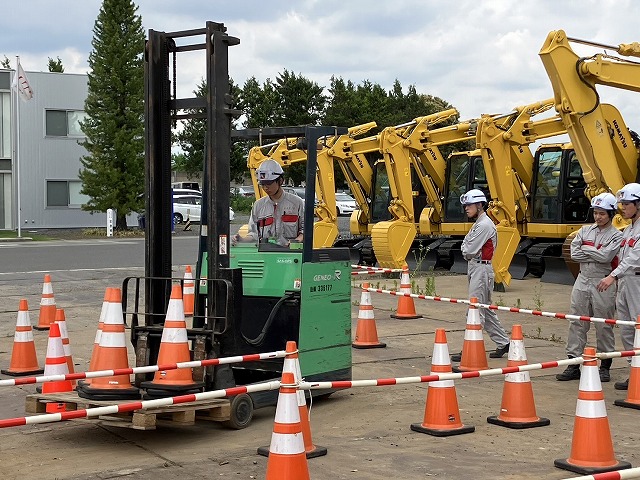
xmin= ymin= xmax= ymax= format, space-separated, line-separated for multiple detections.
xmin=539 ymin=30 xmax=640 ymax=199
xmin=369 ymin=109 xmax=464 ymax=267
xmin=476 ymin=99 xmax=568 ymax=285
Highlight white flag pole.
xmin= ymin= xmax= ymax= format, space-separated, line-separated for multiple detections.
xmin=15 ymin=56 xmax=21 ymax=238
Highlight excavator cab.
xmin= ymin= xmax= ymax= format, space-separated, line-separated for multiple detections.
xmin=531 ymin=145 xmax=592 ymax=225
xmin=443 ymin=151 xmax=490 ymax=222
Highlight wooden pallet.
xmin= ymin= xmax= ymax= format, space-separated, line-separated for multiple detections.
xmin=25 ymin=392 xmax=231 ymax=430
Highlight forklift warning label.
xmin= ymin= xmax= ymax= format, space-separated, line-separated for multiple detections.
xmin=219 ymin=235 xmax=227 ymax=255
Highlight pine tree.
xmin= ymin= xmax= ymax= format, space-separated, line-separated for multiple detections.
xmin=79 ymin=0 xmax=145 ymax=229
xmin=47 ymin=57 xmax=64 ymax=73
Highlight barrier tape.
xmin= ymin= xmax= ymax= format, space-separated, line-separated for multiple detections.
xmin=0 ymin=381 xmax=282 ymax=428
xmin=364 ymin=287 xmax=638 ymax=327
xmin=563 ymin=467 xmax=640 ymax=480
xmin=0 ymin=350 xmax=286 ymax=387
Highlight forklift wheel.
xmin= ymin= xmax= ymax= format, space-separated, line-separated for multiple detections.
xmin=223 ymin=393 xmax=254 ymax=430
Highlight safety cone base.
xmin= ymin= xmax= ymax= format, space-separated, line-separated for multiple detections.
xmin=554 ymin=458 xmax=631 ymax=475
xmin=141 ymin=381 xmax=205 ymax=399
xmin=614 ymin=398 xmax=640 ymax=410
xmin=410 ymin=422 xmax=475 ymax=437
xmin=257 ymin=444 xmax=328 ymax=459
xmin=487 ymin=415 xmax=550 ymax=429
xmin=352 ymin=340 xmax=386 ymax=349
xmin=451 ymin=365 xmax=485 ymax=373
xmin=77 ymin=384 xmax=140 ymax=401
xmin=1 ymin=367 xmax=44 ymax=376
xmin=390 ymin=312 xmax=422 ymax=320
xmin=33 ymin=325 xmax=51 ymax=331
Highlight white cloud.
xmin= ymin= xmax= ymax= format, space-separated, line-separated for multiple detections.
xmin=1 ymin=0 xmax=640 ymax=131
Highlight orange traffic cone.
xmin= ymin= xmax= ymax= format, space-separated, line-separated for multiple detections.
xmin=2 ymin=299 xmax=43 ymax=376
xmin=79 ymin=287 xmax=111 ymax=388
xmin=487 ymin=325 xmax=549 ymax=428
xmin=55 ymin=308 xmax=75 ymax=387
xmin=411 ymin=328 xmax=475 ymax=436
xmin=35 ymin=273 xmax=56 ymax=330
xmin=259 ymin=341 xmax=327 ymax=458
xmin=555 ymin=347 xmax=632 ymax=475
xmin=615 ymin=321 xmax=640 ymax=410
xmin=40 ymin=322 xmax=73 ymax=413
xmin=183 ymin=265 xmax=195 ymax=316
xmin=77 ymin=288 xmax=139 ymax=400
xmin=452 ymin=298 xmax=489 ymax=372
xmin=391 ymin=265 xmax=422 ymax=319
xmin=141 ymin=284 xmax=204 ymax=397
xmin=352 ymin=283 xmax=386 ymax=349
xmin=264 ymin=371 xmax=310 ymax=480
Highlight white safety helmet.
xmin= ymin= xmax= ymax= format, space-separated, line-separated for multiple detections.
xmin=590 ymin=192 xmax=617 ymax=211
xmin=256 ymin=159 xmax=284 ymax=182
xmin=616 ymin=183 xmax=640 ymax=203
xmin=460 ymin=188 xmax=487 ymax=206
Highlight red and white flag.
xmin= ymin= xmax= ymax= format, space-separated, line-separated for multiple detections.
xmin=14 ymin=62 xmax=33 ymax=101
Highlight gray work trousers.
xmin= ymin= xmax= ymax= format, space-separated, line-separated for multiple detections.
xmin=468 ymin=261 xmax=509 ymax=348
xmin=616 ymin=276 xmax=640 ymax=351
xmin=566 ymin=274 xmax=616 ymax=357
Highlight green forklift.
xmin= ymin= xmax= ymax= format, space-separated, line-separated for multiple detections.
xmin=130 ymin=22 xmax=352 ymax=428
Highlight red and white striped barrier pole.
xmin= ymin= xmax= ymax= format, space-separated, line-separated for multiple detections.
xmin=351 ymin=269 xmax=404 ymax=276
xmin=0 ymin=381 xmax=281 ymax=429
xmin=351 ymin=265 xmax=404 ymax=272
xmin=562 ymin=466 xmax=640 ymax=479
xmin=0 ymin=350 xmax=285 ymax=387
xmin=298 ymin=351 xmax=640 ymax=391
xmin=363 ymin=287 xmax=638 ymax=327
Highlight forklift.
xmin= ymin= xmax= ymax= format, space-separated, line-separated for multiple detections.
xmin=125 ymin=22 xmax=352 ymax=428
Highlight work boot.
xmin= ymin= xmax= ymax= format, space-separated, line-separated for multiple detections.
xmin=489 ymin=343 xmax=509 ymax=358
xmin=615 ymin=378 xmax=629 ymax=390
xmin=450 ymin=352 xmax=462 ymax=362
xmin=599 ymin=358 xmax=612 ymax=383
xmin=556 ymin=363 xmax=581 ymax=381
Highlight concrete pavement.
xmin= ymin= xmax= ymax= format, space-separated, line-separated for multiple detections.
xmin=0 ymin=271 xmax=637 ymax=479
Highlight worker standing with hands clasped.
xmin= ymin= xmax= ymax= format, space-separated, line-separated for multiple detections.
xmin=233 ymin=159 xmax=304 ymax=247
xmin=597 ymin=183 xmax=640 ymax=390
xmin=451 ymin=189 xmax=510 ymax=362
xmin=556 ymin=193 xmax=621 ymax=382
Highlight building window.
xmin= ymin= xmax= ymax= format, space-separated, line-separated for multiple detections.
xmin=0 ymin=92 xmax=10 ymax=158
xmin=46 ymin=180 xmax=90 ymax=208
xmin=45 ymin=110 xmax=87 ymax=137
xmin=0 ymin=72 xmax=10 ymax=90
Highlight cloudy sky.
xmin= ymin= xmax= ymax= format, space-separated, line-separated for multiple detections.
xmin=2 ymin=0 xmax=640 ymax=129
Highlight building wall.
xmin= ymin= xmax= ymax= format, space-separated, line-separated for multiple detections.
xmin=5 ymin=69 xmax=137 ymax=229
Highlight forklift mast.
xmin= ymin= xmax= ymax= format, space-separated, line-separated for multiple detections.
xmin=144 ymin=22 xmax=239 ymax=326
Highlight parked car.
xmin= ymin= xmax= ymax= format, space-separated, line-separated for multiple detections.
xmin=172 ymin=181 xmax=200 ymax=191
xmin=231 ymin=185 xmax=255 ymax=197
xmin=335 ymin=193 xmax=357 ymax=216
xmin=172 ymin=188 xmax=202 ymax=196
xmin=173 ymin=194 xmax=235 ymax=224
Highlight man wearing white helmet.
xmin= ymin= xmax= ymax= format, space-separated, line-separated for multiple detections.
xmin=556 ymin=192 xmax=621 ymax=382
xmin=234 ymin=159 xmax=304 ymax=247
xmin=451 ymin=189 xmax=510 ymax=362
xmin=598 ymin=182 xmax=640 ymax=390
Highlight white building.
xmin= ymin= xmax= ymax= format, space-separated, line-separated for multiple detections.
xmin=1 ymin=68 xmax=136 ymax=230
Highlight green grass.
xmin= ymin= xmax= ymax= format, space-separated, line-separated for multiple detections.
xmin=0 ymin=230 xmax=53 ymax=241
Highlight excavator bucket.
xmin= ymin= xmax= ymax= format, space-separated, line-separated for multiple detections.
xmin=494 ymin=226 xmax=520 ymax=286
xmin=371 ymin=220 xmax=417 ymax=268
xmin=313 ymin=221 xmax=339 ymax=249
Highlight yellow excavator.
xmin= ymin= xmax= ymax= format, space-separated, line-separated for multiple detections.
xmin=539 ymin=30 xmax=640 ymax=216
